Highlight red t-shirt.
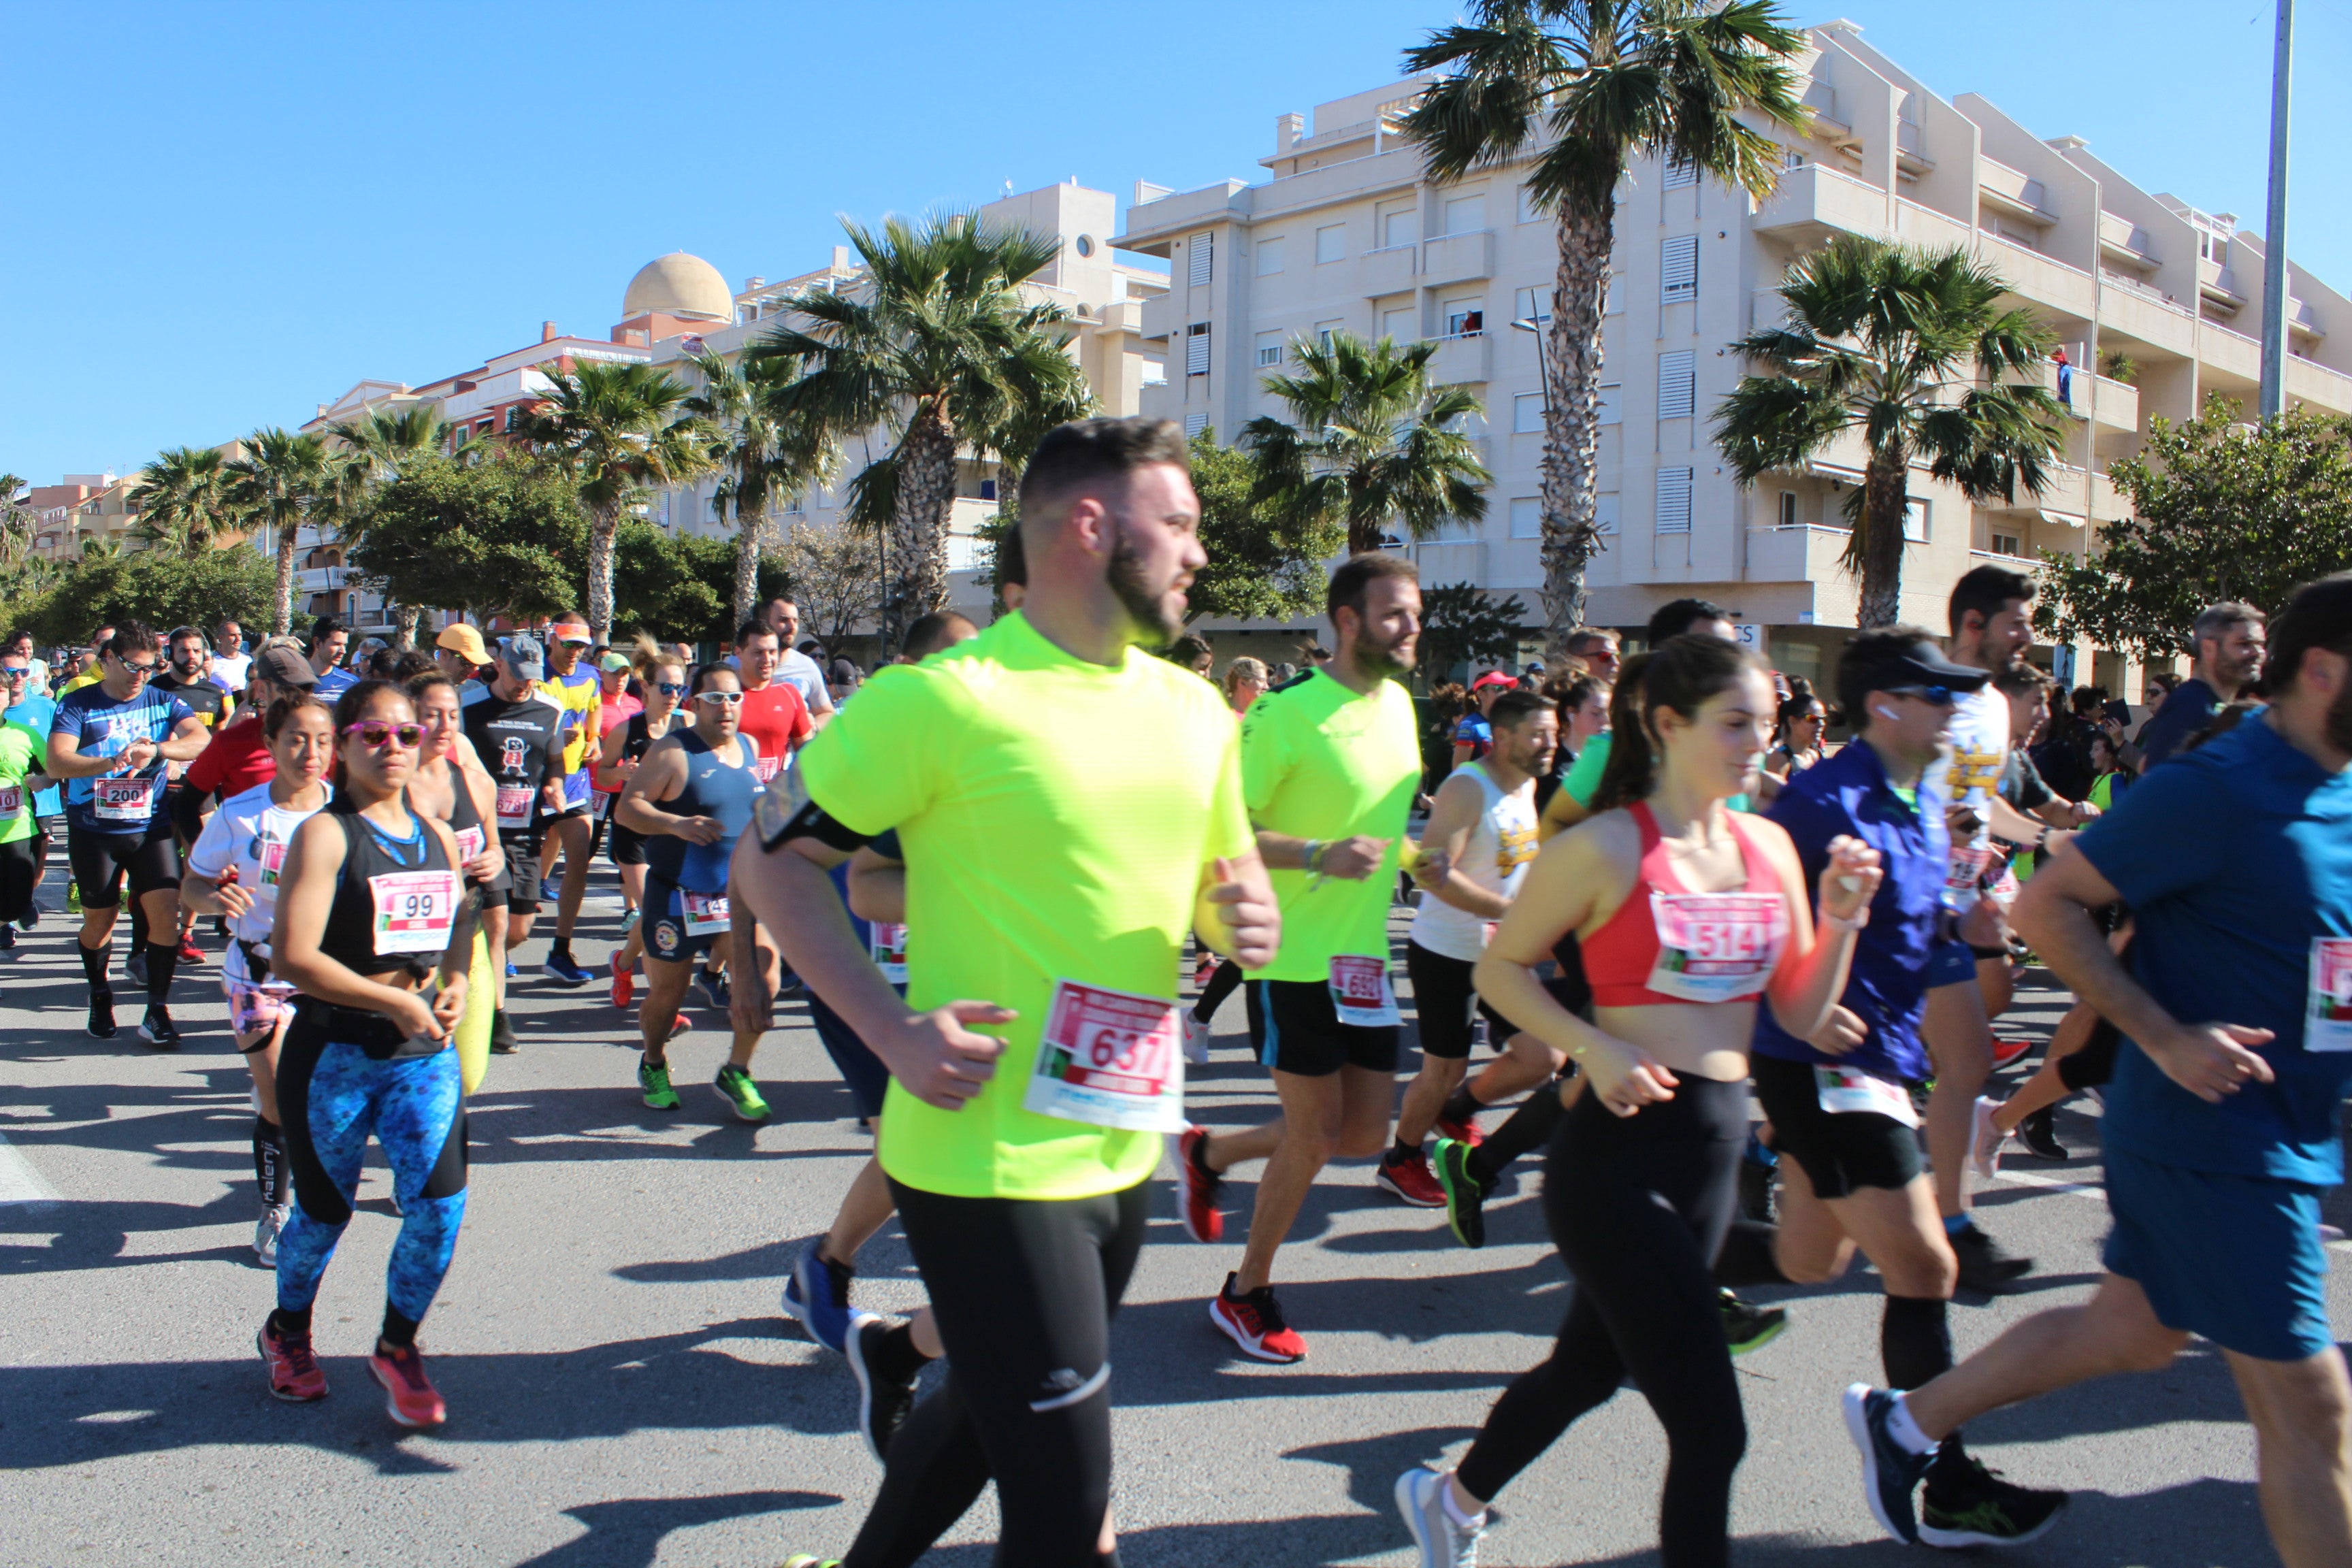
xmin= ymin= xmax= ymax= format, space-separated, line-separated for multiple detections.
xmin=184 ymin=712 xmax=276 ymax=800
xmin=735 ymin=683 xmax=813 ymax=783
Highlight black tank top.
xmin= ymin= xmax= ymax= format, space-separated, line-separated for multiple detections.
xmin=427 ymin=761 xmax=491 ymax=887
xmin=317 ymin=793 xmax=461 ymax=982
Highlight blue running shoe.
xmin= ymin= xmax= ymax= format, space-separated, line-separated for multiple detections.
xmin=698 ymin=966 xmax=732 ymax=1011
xmin=1844 ymin=1384 xmax=1936 ymax=1545
xmin=782 ymin=1243 xmax=857 ymax=1353
xmin=505 ymin=961 xmax=518 ymax=979
xmin=542 ymin=949 xmax=593 ymax=987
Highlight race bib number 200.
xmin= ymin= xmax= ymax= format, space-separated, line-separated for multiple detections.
xmin=94 ymin=775 xmax=154 ymax=821
xmin=1024 ymin=979 xmax=1185 ymax=1133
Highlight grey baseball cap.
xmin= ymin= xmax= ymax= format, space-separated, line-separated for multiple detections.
xmin=496 ymin=634 xmax=546 ymax=681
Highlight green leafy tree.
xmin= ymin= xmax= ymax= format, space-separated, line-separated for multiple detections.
xmin=752 ymin=212 xmax=1091 ymax=645
xmin=605 ymin=522 xmax=728 ymax=646
xmin=1419 ymin=581 xmax=1531 ymax=682
xmin=511 ymin=361 xmax=713 ymax=643
xmin=684 ymin=348 xmax=835 ymax=630
xmin=226 ymin=428 xmax=329 ymax=635
xmin=1182 ymin=427 xmax=1343 ymax=625
xmin=133 ymin=446 xmax=244 ymax=558
xmin=1245 ymin=332 xmax=1490 ymax=556
xmin=344 ymin=455 xmax=586 ymax=627
xmin=2038 ymin=397 xmax=2352 ymax=658
xmin=1401 ymin=0 xmax=1810 ymax=644
xmin=1716 ymin=235 xmax=2068 ymax=626
xmin=0 ymin=475 xmax=42 ymax=583
xmin=14 ymin=544 xmax=277 ymax=647
xmin=323 ymin=406 xmax=456 ymax=645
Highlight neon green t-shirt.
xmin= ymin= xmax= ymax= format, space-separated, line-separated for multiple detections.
xmin=0 ymin=727 xmax=35 ymax=845
xmin=1241 ymin=668 xmax=1421 ymax=983
xmin=795 ymin=612 xmax=1253 ymax=1200
xmin=1565 ymin=731 xmax=1750 ymax=814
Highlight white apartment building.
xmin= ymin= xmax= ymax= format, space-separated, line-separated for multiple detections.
xmin=1117 ymin=19 xmax=2352 ymax=697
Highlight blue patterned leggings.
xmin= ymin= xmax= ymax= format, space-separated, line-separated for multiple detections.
xmin=275 ymin=1034 xmax=468 ymax=1326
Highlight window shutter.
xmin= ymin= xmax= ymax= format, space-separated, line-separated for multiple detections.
xmin=1661 ymin=236 xmax=1699 ymax=302
xmin=1656 ymin=351 xmax=1696 ymax=420
xmin=1188 ymin=233 xmax=1213 ymax=286
xmin=1184 ymin=412 xmax=1209 ymax=438
xmin=1663 ymin=156 xmax=1698 ymax=190
xmin=1186 ymin=323 xmax=1210 ymax=376
xmin=1656 ymin=468 xmax=1694 ymax=534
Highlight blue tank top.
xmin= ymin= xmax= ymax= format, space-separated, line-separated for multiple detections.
xmin=643 ymin=729 xmax=759 ymax=892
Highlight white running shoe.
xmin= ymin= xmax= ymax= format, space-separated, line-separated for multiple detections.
xmin=1396 ymin=1465 xmax=1483 ymax=1567
xmin=1968 ymin=1095 xmax=2010 ymax=1183
xmin=1181 ymin=1012 xmax=1211 ymax=1065
xmin=255 ymin=1204 xmax=289 ymax=1267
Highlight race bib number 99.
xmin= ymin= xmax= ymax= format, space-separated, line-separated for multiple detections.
xmin=2308 ymin=938 xmax=2352 ymax=1054
xmin=1024 ymin=979 xmax=1185 ymax=1133
xmin=368 ymin=870 xmax=459 ymax=957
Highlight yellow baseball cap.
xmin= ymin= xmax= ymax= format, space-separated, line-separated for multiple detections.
xmin=435 ymin=623 xmax=490 ymax=664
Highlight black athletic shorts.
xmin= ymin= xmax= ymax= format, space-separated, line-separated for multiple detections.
xmin=497 ymin=829 xmax=544 ymax=913
xmin=1245 ymin=977 xmax=1399 ymax=1077
xmin=67 ymin=820 xmax=182 ymax=909
xmin=606 ymin=819 xmax=647 ymax=868
xmin=2059 ymin=1016 xmax=2122 ymax=1092
xmin=1750 ymin=1052 xmax=1923 ymax=1199
xmin=1405 ymin=940 xmax=1509 ymax=1061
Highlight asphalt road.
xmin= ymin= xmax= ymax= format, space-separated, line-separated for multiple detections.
xmin=1 ymin=857 xmax=2338 ymax=1567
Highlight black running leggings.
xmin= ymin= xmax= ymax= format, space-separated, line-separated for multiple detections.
xmin=844 ymin=1177 xmax=1149 ymax=1568
xmin=1191 ymin=957 xmax=1243 ymax=1023
xmin=1456 ymin=1075 xmax=1748 ymax=1568
xmin=0 ymin=835 xmax=34 ymax=924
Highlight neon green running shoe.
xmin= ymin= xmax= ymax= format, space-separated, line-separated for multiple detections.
xmin=638 ymin=1058 xmax=680 ymax=1111
xmin=67 ymin=880 xmax=82 ymax=915
xmin=715 ymin=1063 xmax=770 ymax=1122
xmin=780 ymin=1557 xmax=842 ymax=1568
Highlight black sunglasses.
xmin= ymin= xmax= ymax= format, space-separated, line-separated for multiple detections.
xmin=1884 ymin=685 xmax=1958 ymax=708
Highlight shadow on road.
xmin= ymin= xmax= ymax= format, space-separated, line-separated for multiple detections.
xmin=514 ymin=1489 xmax=838 ymax=1568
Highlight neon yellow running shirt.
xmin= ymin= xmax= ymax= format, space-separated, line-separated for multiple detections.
xmin=1241 ymin=668 xmax=1421 ymax=982
xmin=796 ymin=612 xmax=1254 ymax=1200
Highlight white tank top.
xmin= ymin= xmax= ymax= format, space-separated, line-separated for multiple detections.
xmin=1410 ymin=762 xmax=1539 ymax=962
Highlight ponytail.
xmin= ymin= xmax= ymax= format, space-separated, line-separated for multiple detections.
xmin=1591 ymin=652 xmax=1659 ymax=813
xmin=1589 ymin=636 xmax=1766 ymax=814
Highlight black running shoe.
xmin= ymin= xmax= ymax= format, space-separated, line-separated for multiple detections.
xmin=1950 ymin=1222 xmax=2034 ymax=1293
xmin=2016 ymin=1106 xmax=2068 ymax=1161
xmin=1920 ymin=1451 xmax=2068 ymax=1547
xmin=489 ymin=1009 xmax=519 ymax=1056
xmin=1431 ymin=1137 xmax=1492 ymax=1250
xmin=138 ymin=1007 xmax=180 ymax=1049
xmin=1738 ymin=1150 xmax=1777 ymax=1224
xmin=125 ymin=947 xmax=149 ymax=989
xmin=87 ymin=991 xmax=117 ymax=1040
xmin=0 ymin=924 xmax=14 ymax=949
xmin=1842 ymin=1384 xmax=1935 ymax=1545
xmin=1719 ymin=1288 xmax=1788 ymax=1356
xmin=844 ymin=1313 xmax=917 ymax=1465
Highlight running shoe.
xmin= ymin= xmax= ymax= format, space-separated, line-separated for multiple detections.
xmin=1211 ymin=1273 xmax=1306 ymax=1362
xmin=125 ymin=946 xmax=149 ymax=989
xmin=1843 ymin=1384 xmax=1935 ymax=1545
xmin=638 ymin=1058 xmax=681 ymax=1111
xmin=620 ymin=907 xmax=640 ymax=934
xmin=0 ymin=924 xmax=14 ymax=950
xmin=2016 ymin=1106 xmax=2068 ymax=1161
xmin=783 ymin=1243 xmax=857 ymax=1353
xmin=542 ymin=949 xmax=593 ymax=987
xmin=715 ymin=1063 xmax=769 ymax=1122
xmin=609 ymin=951 xmax=634 ymax=1010
xmin=504 ymin=960 xmax=517 ymax=978
xmin=66 ymin=881 xmax=81 ymax=915
xmin=698 ymin=966 xmax=732 ymax=1011
xmin=666 ymin=1011 xmax=692 ymax=1043
xmin=1194 ymin=953 xmax=1218 ymax=987
xmin=87 ymin=992 xmax=116 ymax=1040
xmin=1919 ymin=1452 xmax=2068 ymax=1547
xmin=1431 ymin=1137 xmax=1491 ymax=1250
xmin=1176 ymin=1124 xmax=1223 ymax=1243
xmin=1738 ymin=1147 xmax=1778 ymax=1224
xmin=1989 ymin=1036 xmax=2033 ymax=1068
xmin=177 ymin=933 xmax=203 ymax=964
xmin=1950 ymin=1222 xmax=2034 ymax=1293
xmin=369 ymin=1343 xmax=446 ymax=1428
xmin=779 ymin=1557 xmax=842 ymax=1568
xmin=1433 ymin=1111 xmax=1484 ymax=1148
xmin=1395 ymin=1465 xmax=1484 ymax=1568
xmin=1181 ymin=1011 xmax=1211 ymax=1065
xmin=489 ymin=1009 xmax=519 ymax=1056
xmin=255 ymin=1204 xmax=289 ymax=1267
xmin=845 ymin=1313 xmax=917 ymax=1464
xmin=258 ymin=1320 xmax=327 ymax=1403
xmin=138 ymin=1007 xmax=180 ymax=1049
xmin=24 ymin=897 xmax=45 ymax=927
xmin=1719 ymin=1289 xmax=1787 ymax=1356
xmin=1377 ymin=1149 xmax=1446 ymax=1207
xmin=1967 ymin=1096 xmax=2010 ymax=1182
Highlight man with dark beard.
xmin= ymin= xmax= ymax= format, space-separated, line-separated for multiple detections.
xmin=734 ymin=415 xmax=1279 ymax=1568
xmin=1176 ymin=552 xmax=1426 ymax=1363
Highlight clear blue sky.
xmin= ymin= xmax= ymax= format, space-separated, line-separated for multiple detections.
xmin=5 ymin=0 xmax=2343 ymax=484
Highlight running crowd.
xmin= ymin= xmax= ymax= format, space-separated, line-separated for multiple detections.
xmin=6 ymin=416 xmax=2348 ymax=1568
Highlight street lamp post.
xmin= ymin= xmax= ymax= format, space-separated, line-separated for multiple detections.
xmin=1510 ymin=316 xmax=1552 ymax=410
xmin=2258 ymin=0 xmax=2294 ymax=421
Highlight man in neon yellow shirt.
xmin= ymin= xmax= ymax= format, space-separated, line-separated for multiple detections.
xmin=534 ymin=613 xmax=601 ymax=986
xmin=732 ymin=416 xmax=1278 ymax=1568
xmin=1179 ymin=553 xmax=1424 ymax=1364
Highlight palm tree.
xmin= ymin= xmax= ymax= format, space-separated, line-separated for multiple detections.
xmin=1243 ymin=331 xmax=1491 ymax=556
xmin=227 ymin=428 xmax=329 ymax=635
xmin=751 ymin=212 xmax=1091 ymax=646
xmin=1716 ymin=235 xmax=2068 ymax=626
xmin=511 ymin=361 xmax=712 ymax=643
xmin=325 ymin=406 xmax=456 ymax=646
xmin=133 ymin=446 xmax=242 ymax=558
xmin=685 ymin=349 xmax=835 ymax=629
xmin=0 ymin=474 xmax=37 ymax=574
xmin=1399 ymin=0 xmax=1811 ymax=647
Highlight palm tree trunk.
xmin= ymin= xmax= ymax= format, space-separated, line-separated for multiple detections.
xmin=393 ymin=603 xmax=420 ymax=651
xmin=891 ymin=402 xmax=958 ymax=649
xmin=586 ymin=504 xmax=619 ymax=644
xmin=732 ymin=493 xmax=766 ymax=629
xmin=1536 ymin=199 xmax=1617 ymax=655
xmin=274 ymin=522 xmax=298 ymax=636
xmin=1857 ymin=449 xmax=1910 ymax=629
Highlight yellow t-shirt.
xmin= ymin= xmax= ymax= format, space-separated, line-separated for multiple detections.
xmin=61 ymin=670 xmax=102 ymax=694
xmin=1241 ymin=668 xmax=1422 ymax=982
xmin=796 ymin=611 xmax=1254 ymax=1200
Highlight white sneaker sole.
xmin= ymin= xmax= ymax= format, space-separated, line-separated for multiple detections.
xmin=369 ymin=1358 xmax=444 ymax=1428
xmin=1394 ymin=1469 xmax=1443 ymax=1568
xmin=1918 ymin=1507 xmax=2065 ymax=1549
xmin=1842 ymin=1383 xmax=1914 ymax=1546
xmin=1208 ymin=1297 xmax=1304 ymax=1362
xmin=1967 ymin=1098 xmax=2007 ymax=1183
xmin=843 ymin=1313 xmax=886 ymax=1463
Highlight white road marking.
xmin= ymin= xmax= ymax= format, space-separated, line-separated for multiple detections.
xmin=0 ymin=1129 xmax=62 ymax=1204
xmin=1987 ymin=1166 xmax=2106 ymax=1204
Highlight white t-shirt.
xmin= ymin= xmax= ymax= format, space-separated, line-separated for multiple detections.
xmin=209 ymin=653 xmax=252 ymax=694
xmin=1922 ymin=681 xmax=2008 ymax=906
xmin=1409 ymin=762 xmax=1539 ymax=962
xmin=186 ymin=780 xmax=333 ymax=981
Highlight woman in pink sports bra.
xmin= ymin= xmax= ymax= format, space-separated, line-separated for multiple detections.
xmin=1394 ymin=635 xmax=1882 ymax=1568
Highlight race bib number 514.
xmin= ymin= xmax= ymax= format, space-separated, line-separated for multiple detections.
xmin=1023 ymin=979 xmax=1184 ymax=1133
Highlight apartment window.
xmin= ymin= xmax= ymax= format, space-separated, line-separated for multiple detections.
xmin=1509 ymin=496 xmax=1542 ymax=538
xmin=1656 ymin=467 xmax=1695 ymax=534
xmin=1598 ymin=382 xmax=1622 ymax=425
xmin=1184 ymin=412 xmax=1209 ymax=438
xmin=1661 ymin=235 xmax=1699 ymax=302
xmin=1314 ymin=318 xmax=1344 ymax=352
xmin=1441 ymin=193 xmax=1486 ymax=235
xmin=1517 ymin=184 xmax=1545 ymax=224
xmin=1380 ymin=306 xmax=1416 ymax=342
xmin=1316 ymin=223 xmax=1347 ymax=263
xmin=1784 ymin=147 xmax=1808 ymax=169
xmin=1657 ymin=350 xmax=1697 ymax=420
xmin=1255 ymin=236 xmax=1285 ymax=276
xmin=1378 ymin=200 xmax=1418 ymax=250
xmin=1186 ymin=323 xmax=1211 ymax=376
xmin=1256 ymin=331 xmax=1284 ymax=368
xmin=1512 ymin=286 xmax=1552 ymax=327
xmin=1663 ymin=155 xmax=1698 ymax=190
xmin=1990 ymin=531 xmax=2021 ymax=557
xmin=1777 ymin=491 xmax=1799 ymax=529
xmin=1141 ymin=359 xmax=1168 ymax=386
xmin=1596 ymin=492 xmax=1621 ymax=536
xmin=1443 ymin=298 xmax=1485 ymax=337
xmin=1605 ymin=273 xmax=1623 ymax=316
xmin=1904 ymin=496 xmax=1931 ymax=542
xmin=1512 ymin=393 xmax=1546 ymax=434
xmin=1188 ymin=233 xmax=1214 ymax=286
xmin=504 ymin=406 xmax=522 ymax=431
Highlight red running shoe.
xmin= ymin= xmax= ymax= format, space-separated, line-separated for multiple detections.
xmin=1435 ymin=1113 xmax=1486 ymax=1147
xmin=258 ymin=1321 xmax=327 ymax=1403
xmin=1211 ymin=1273 xmax=1307 ymax=1362
xmin=1177 ymin=1124 xmax=1224 ymax=1243
xmin=369 ymin=1343 xmax=446 ymax=1428
xmin=1376 ymin=1150 xmax=1446 ymax=1207
xmin=1990 ymin=1036 xmax=2034 ymax=1068
xmin=177 ymin=934 xmax=204 ymax=964
xmin=610 ymin=951 xmax=634 ymax=1010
